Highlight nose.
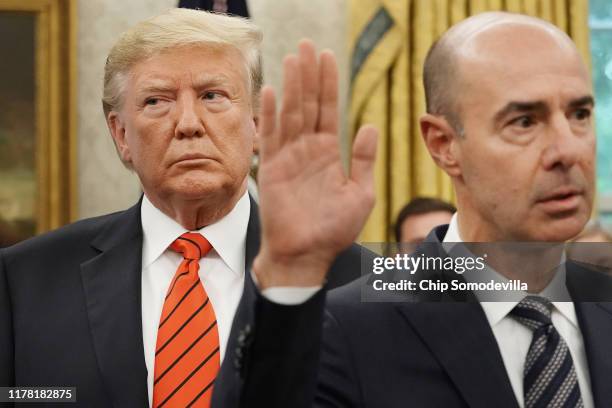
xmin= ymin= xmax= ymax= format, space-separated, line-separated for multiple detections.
xmin=174 ymin=96 xmax=204 ymax=139
xmin=541 ymin=113 xmax=583 ymax=171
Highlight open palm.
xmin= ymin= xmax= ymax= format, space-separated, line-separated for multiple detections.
xmin=254 ymin=40 xmax=378 ymax=288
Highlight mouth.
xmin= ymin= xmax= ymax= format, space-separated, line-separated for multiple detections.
xmin=171 ymin=154 xmax=215 ymax=167
xmin=535 ymin=187 xmax=584 ymax=214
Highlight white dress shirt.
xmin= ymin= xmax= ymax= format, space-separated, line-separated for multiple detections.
xmin=139 ymin=191 xmax=318 ymax=406
xmin=140 ymin=193 xmax=249 ymax=406
xmin=443 ymin=214 xmax=594 ymax=408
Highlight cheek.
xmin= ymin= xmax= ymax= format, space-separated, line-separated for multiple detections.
xmin=217 ymin=113 xmax=255 ymax=156
xmin=125 ymin=122 xmax=169 ymax=169
xmin=461 ymin=143 xmax=533 ymax=210
xmin=457 ymin=140 xmax=498 ymax=184
xmin=583 ymin=138 xmax=596 ymax=175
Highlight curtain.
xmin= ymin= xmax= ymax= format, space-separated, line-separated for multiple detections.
xmin=349 ymin=0 xmax=590 ymax=242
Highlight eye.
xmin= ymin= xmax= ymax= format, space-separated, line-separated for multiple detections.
xmin=509 ymin=115 xmax=535 ymax=129
xmin=145 ymin=98 xmax=160 ymax=106
xmin=571 ymin=108 xmax=591 ymax=121
xmin=203 ymin=92 xmax=220 ymax=100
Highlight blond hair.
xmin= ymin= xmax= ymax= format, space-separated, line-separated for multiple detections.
xmin=102 ymin=8 xmax=263 ymax=117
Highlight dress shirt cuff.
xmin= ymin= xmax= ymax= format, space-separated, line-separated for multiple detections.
xmin=250 ymin=270 xmax=322 ymax=305
xmin=261 ymin=286 xmax=322 ymax=305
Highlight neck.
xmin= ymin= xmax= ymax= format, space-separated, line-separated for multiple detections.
xmin=455 ymin=201 xmax=501 ymax=242
xmin=473 ymin=242 xmax=563 ymax=293
xmin=145 ymin=184 xmax=246 ymax=230
xmin=455 ymin=211 xmax=562 ymax=294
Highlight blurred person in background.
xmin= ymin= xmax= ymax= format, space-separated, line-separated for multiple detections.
xmin=567 ymin=221 xmax=612 ymax=274
xmin=394 ymin=197 xmax=455 ymax=244
xmin=572 ymin=221 xmax=612 ymax=243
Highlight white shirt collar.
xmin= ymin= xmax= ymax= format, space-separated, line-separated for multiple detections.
xmin=443 ymin=213 xmax=463 ymax=243
xmin=480 ymin=299 xmax=579 ymax=330
xmin=442 ymin=213 xmax=578 ymax=328
xmin=141 ymin=192 xmax=251 ymax=276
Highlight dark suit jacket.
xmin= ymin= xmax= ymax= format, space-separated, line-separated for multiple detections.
xmin=0 ymin=197 xmax=363 ymax=407
xmin=234 ymin=225 xmax=612 ymax=407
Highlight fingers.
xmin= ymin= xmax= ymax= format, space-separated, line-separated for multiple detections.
xmin=270 ymin=41 xmax=340 ymax=155
xmin=298 ymin=39 xmax=319 ymax=133
xmin=258 ymin=86 xmax=278 ymax=159
xmin=279 ymin=55 xmax=304 ymax=144
xmin=279 ymin=40 xmax=323 ymax=141
xmin=350 ymin=125 xmax=378 ymax=201
xmin=317 ymin=50 xmax=339 ymax=135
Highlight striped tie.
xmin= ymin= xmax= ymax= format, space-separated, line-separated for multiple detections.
xmin=152 ymin=233 xmax=220 ymax=408
xmin=510 ymin=296 xmax=583 ymax=408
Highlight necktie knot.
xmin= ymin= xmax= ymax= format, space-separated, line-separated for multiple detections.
xmin=170 ymin=232 xmax=212 ymax=261
xmin=510 ymin=295 xmax=553 ymax=331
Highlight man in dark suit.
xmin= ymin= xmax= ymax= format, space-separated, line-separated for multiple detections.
xmin=233 ymin=11 xmax=612 ymax=408
xmin=0 ymin=8 xmax=378 ymax=408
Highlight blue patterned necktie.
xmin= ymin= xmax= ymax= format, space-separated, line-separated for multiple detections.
xmin=510 ymin=296 xmax=583 ymax=408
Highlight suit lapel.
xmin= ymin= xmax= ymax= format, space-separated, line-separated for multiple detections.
xmin=244 ymin=196 xmax=261 ymax=278
xmin=395 ymin=302 xmax=519 ymax=408
xmin=212 ymin=196 xmax=260 ymax=407
xmin=392 ymin=225 xmax=519 ymax=408
xmin=80 ymin=201 xmax=149 ymax=407
xmin=228 ymin=195 xmax=260 ymax=355
xmin=574 ymin=302 xmax=612 ymax=406
xmin=567 ymin=263 xmax=612 ymax=406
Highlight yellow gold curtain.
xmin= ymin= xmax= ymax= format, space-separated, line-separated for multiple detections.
xmin=349 ymin=0 xmax=590 ymax=242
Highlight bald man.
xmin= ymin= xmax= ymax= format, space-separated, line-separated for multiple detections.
xmin=234 ymin=11 xmax=612 ymax=408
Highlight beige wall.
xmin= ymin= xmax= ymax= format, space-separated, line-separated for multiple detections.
xmin=77 ymin=0 xmax=347 ymax=219
xmin=249 ymin=0 xmax=349 ymax=156
xmin=78 ymin=0 xmax=176 ymax=219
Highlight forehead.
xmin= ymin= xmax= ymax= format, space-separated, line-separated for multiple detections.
xmin=127 ymin=45 xmax=249 ymax=92
xmin=456 ymin=24 xmax=590 ymax=109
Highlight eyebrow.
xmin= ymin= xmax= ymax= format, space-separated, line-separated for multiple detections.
xmin=568 ymin=95 xmax=595 ymax=109
xmin=493 ymin=101 xmax=549 ymax=124
xmin=135 ymin=75 xmax=234 ymax=96
xmin=137 ymin=83 xmax=176 ymax=95
xmin=493 ymin=95 xmax=595 ymax=124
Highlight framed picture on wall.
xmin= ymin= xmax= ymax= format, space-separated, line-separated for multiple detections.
xmin=0 ymin=0 xmax=76 ymax=247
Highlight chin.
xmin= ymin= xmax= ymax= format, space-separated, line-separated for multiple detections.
xmin=168 ymin=173 xmax=241 ymax=201
xmin=531 ymin=218 xmax=587 ymax=242
xmin=174 ymin=184 xmax=226 ymax=200
xmin=173 ymin=188 xmax=214 ymax=201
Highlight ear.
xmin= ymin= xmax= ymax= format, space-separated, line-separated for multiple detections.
xmin=419 ymin=113 xmax=461 ymax=177
xmin=107 ymin=111 xmax=132 ymax=165
xmin=252 ymin=114 xmax=260 ymax=155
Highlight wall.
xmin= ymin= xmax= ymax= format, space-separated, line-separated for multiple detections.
xmin=78 ymin=0 xmax=177 ymax=218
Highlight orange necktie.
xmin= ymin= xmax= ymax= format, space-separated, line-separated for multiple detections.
xmin=152 ymin=232 xmax=220 ymax=408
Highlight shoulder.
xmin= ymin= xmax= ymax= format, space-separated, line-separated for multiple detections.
xmin=325 ymin=273 xmax=394 ymax=326
xmin=567 ymin=259 xmax=612 ymax=301
xmin=326 ymin=243 xmax=377 ymax=289
xmin=1 ymin=210 xmax=128 ymax=266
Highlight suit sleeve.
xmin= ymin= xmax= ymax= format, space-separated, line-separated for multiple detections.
xmin=239 ymin=288 xmax=327 ymax=408
xmin=0 ymin=249 xmax=15 ymax=388
xmin=315 ymin=309 xmax=363 ymax=408
xmin=213 ymin=242 xmax=366 ymax=408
